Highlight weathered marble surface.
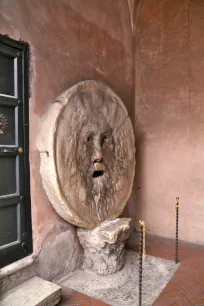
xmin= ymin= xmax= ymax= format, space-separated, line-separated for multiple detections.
xmin=77 ymin=218 xmax=132 ymax=275
xmin=38 ymin=81 xmax=135 ymax=229
xmin=0 ymin=276 xmax=61 ymax=306
xmin=0 ymin=256 xmax=38 ymax=295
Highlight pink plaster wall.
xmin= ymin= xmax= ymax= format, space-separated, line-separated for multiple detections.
xmin=134 ymin=0 xmax=204 ymax=243
xmin=0 ymin=0 xmax=134 ymax=279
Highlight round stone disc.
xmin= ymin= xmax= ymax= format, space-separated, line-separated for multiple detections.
xmin=37 ymin=81 xmax=135 ymax=229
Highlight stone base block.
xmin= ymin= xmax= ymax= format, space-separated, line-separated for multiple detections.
xmin=77 ymin=218 xmax=132 ymax=275
xmin=0 ymin=276 xmax=61 ymax=306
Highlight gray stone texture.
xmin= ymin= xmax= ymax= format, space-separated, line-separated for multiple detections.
xmin=77 ymin=218 xmax=132 ymax=275
xmin=0 ymin=276 xmax=61 ymax=306
xmin=58 ymin=251 xmax=179 ymax=306
xmin=37 ymin=225 xmax=83 ymax=281
xmin=0 ymin=257 xmax=37 ymax=295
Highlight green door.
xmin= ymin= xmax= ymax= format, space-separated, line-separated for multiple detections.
xmin=0 ymin=35 xmax=32 ymax=268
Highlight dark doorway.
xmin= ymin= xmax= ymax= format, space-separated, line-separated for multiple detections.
xmin=0 ymin=35 xmax=32 ymax=268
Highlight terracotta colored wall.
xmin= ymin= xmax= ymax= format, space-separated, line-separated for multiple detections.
xmin=134 ymin=0 xmax=204 ymax=243
xmin=0 ymin=0 xmax=134 ymax=279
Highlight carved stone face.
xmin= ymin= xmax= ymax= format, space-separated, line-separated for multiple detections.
xmin=77 ymin=113 xmax=115 ymax=212
xmin=38 ymin=81 xmax=135 ymax=229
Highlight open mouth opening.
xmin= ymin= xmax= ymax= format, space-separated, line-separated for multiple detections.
xmin=92 ymin=170 xmax=104 ymax=178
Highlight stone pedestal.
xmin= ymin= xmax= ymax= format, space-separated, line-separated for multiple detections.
xmin=77 ymin=218 xmax=132 ymax=275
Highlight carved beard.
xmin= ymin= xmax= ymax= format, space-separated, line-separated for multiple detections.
xmin=76 ymin=124 xmax=116 ymax=222
xmin=78 ymin=154 xmax=113 ymax=221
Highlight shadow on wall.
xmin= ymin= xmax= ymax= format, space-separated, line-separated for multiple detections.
xmin=122 ymin=131 xmax=146 ymax=228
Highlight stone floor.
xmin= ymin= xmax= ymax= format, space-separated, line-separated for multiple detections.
xmin=130 ymin=234 xmax=204 ymax=306
xmin=59 ymin=251 xmax=178 ymax=306
xmin=58 ymin=234 xmax=204 ymax=306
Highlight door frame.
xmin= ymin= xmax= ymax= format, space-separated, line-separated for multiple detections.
xmin=0 ymin=34 xmax=32 ymax=266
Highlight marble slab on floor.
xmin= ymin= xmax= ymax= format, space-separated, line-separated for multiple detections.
xmin=0 ymin=276 xmax=61 ymax=306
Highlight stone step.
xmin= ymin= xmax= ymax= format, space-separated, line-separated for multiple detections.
xmin=0 ymin=276 xmax=61 ymax=306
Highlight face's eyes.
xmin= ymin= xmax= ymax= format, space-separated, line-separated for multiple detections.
xmin=101 ymin=135 xmax=110 ymax=146
xmin=87 ymin=136 xmax=91 ymax=143
xmin=85 ymin=134 xmax=112 ymax=146
xmin=102 ymin=135 xmax=107 ymax=141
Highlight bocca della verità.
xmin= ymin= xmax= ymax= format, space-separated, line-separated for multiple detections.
xmin=37 ymin=80 xmax=135 ymax=229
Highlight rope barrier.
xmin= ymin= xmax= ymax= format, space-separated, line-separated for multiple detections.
xmin=145 ymin=198 xmax=179 ymax=233
xmin=139 ymin=197 xmax=179 ymax=263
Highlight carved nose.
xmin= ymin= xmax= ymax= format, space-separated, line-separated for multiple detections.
xmin=93 ymin=151 xmax=103 ymax=163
